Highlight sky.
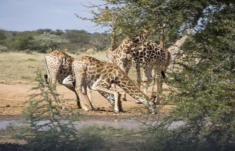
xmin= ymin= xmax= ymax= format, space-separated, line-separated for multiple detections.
xmin=0 ymin=0 xmax=108 ymax=33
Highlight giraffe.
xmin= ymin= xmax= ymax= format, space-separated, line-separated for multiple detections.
xmin=106 ymin=30 xmax=148 ymax=73
xmin=105 ymin=32 xmax=147 ymax=102
xmin=167 ymin=29 xmax=193 ymax=62
xmin=141 ymin=29 xmax=193 ymax=93
xmin=72 ymin=56 xmax=156 ymax=114
xmin=106 ymin=35 xmax=167 ymax=93
xmin=44 ymin=50 xmax=83 ymax=109
xmin=107 ymin=29 xmax=192 ymax=95
xmin=44 ymin=50 xmax=122 ymax=111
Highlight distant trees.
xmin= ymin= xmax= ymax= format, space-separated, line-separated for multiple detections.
xmin=0 ymin=29 xmax=110 ymax=53
xmin=0 ymin=30 xmax=6 ymax=40
xmin=33 ymin=32 xmax=68 ymax=53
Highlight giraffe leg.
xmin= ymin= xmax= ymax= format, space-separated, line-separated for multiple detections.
xmin=121 ymin=61 xmax=132 ymax=102
xmin=124 ymin=60 xmax=132 ymax=74
xmin=96 ymin=87 xmax=121 ymax=113
xmin=155 ymin=71 xmax=163 ymax=104
xmin=62 ymin=75 xmax=81 ymax=109
xmin=135 ymin=63 xmax=143 ymax=104
xmin=44 ymin=56 xmax=60 ymax=89
xmin=136 ymin=63 xmax=141 ymax=87
xmin=151 ymin=68 xmax=157 ymax=95
xmin=91 ymin=80 xmax=121 ymax=113
xmin=121 ymin=92 xmax=127 ymax=102
xmin=64 ymin=86 xmax=82 ymax=109
xmin=45 ymin=61 xmax=66 ymax=109
xmin=87 ymin=87 xmax=97 ymax=110
xmin=73 ymin=70 xmax=93 ymax=111
xmin=156 ymin=72 xmax=163 ymax=93
xmin=143 ymin=65 xmax=153 ymax=94
xmin=111 ymin=84 xmax=126 ymax=102
xmin=118 ymin=60 xmax=131 ymax=102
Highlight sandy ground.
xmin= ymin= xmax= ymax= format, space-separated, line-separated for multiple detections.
xmin=0 ymin=83 xmax=174 ymax=120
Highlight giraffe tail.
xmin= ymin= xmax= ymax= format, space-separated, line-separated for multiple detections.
xmin=44 ymin=56 xmax=50 ymax=84
xmin=161 ymin=71 xmax=166 ymax=79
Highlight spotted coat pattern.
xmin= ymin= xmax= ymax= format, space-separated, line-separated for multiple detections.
xmin=72 ymin=56 xmax=156 ymax=114
xmin=107 ymin=30 xmax=192 ymax=94
xmin=107 ymin=36 xmax=170 ymax=94
xmin=44 ymin=50 xmax=120 ymax=110
xmin=44 ymin=50 xmax=82 ymax=108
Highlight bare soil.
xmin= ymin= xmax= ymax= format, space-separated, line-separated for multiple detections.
xmin=0 ymin=83 xmax=174 ymax=121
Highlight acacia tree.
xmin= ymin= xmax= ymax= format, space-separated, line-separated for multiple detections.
xmin=85 ymin=0 xmax=235 ymax=150
xmin=85 ymin=0 xmax=214 ymax=45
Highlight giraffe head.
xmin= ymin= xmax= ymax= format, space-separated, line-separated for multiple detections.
xmin=135 ymin=95 xmax=156 ymax=114
xmin=130 ymin=30 xmax=148 ymax=44
xmin=186 ymin=29 xmax=193 ymax=35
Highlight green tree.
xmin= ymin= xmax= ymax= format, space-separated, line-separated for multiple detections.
xmin=0 ymin=30 xmax=7 ymax=40
xmin=86 ymin=1 xmax=235 ymax=150
xmin=89 ymin=32 xmax=110 ymax=50
xmin=15 ymin=35 xmax=34 ymax=50
xmin=33 ymin=32 xmax=68 ymax=52
xmin=63 ymin=30 xmax=90 ymax=50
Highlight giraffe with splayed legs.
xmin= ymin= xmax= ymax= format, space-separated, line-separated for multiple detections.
xmin=107 ymin=29 xmax=192 ymax=97
xmin=45 ymin=50 xmax=126 ymax=111
xmin=105 ymin=33 xmax=147 ymax=102
xmin=44 ymin=50 xmax=81 ymax=109
xmin=44 ymin=50 xmax=99 ymax=110
xmin=72 ymin=56 xmax=156 ymax=114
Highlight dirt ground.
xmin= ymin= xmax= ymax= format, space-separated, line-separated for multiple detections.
xmin=0 ymin=83 xmax=174 ymax=120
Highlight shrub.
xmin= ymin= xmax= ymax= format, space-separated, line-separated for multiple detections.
xmin=20 ymin=71 xmax=108 ymax=151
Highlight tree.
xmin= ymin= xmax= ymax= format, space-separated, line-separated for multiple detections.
xmin=15 ymin=35 xmax=34 ymax=50
xmin=33 ymin=32 xmax=68 ymax=52
xmin=86 ymin=1 xmax=235 ymax=150
xmin=0 ymin=30 xmax=7 ymax=40
xmin=63 ymin=30 xmax=90 ymax=50
xmin=89 ymin=32 xmax=110 ymax=50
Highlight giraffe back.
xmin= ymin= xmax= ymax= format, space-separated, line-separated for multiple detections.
xmin=131 ymin=40 xmax=171 ymax=71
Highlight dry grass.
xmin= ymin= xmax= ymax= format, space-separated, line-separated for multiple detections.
xmin=0 ymin=51 xmax=138 ymax=84
xmin=0 ymin=52 xmax=45 ymax=84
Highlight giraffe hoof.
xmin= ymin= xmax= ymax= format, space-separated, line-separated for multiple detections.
xmin=114 ymin=108 xmax=120 ymax=113
xmin=122 ymin=98 xmax=127 ymax=102
xmin=83 ymin=108 xmax=90 ymax=112
xmin=60 ymin=105 xmax=67 ymax=110
xmin=135 ymin=101 xmax=142 ymax=104
xmin=92 ymin=107 xmax=97 ymax=111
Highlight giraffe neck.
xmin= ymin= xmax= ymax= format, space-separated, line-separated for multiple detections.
xmin=167 ymin=34 xmax=190 ymax=61
xmin=117 ymin=37 xmax=132 ymax=51
xmin=110 ymin=38 xmax=116 ymax=50
xmin=115 ymin=35 xmax=143 ymax=54
xmin=167 ymin=34 xmax=189 ymax=54
xmin=116 ymin=73 xmax=150 ymax=103
xmin=110 ymin=29 xmax=117 ymax=51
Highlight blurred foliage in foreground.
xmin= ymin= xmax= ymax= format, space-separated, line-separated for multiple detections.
xmin=13 ymin=71 xmax=109 ymax=151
